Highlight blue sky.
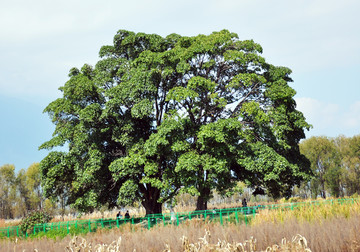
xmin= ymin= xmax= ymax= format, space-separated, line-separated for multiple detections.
xmin=1 ymin=0 xmax=359 ymax=171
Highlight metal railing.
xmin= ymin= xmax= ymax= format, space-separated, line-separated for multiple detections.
xmin=0 ymin=197 xmax=358 ymax=238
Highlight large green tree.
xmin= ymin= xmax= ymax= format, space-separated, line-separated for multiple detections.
xmin=40 ymin=31 xmax=182 ymax=214
xmin=160 ymin=31 xmax=312 ymax=207
xmin=40 ymin=29 xmax=311 ymax=214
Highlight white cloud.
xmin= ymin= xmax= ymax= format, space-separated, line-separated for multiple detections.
xmin=343 ymin=101 xmax=360 ymax=128
xmin=0 ymin=0 xmax=359 ymax=107
xmin=296 ymin=97 xmax=360 ymax=137
xmin=296 ymin=97 xmax=339 ymax=126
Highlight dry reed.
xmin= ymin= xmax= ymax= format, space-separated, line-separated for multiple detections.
xmin=1 ymin=213 xmax=360 ymax=251
xmin=2 ymin=199 xmax=359 ymax=251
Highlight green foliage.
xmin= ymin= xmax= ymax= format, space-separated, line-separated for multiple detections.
xmin=299 ymin=135 xmax=360 ymax=198
xmin=40 ymin=29 xmax=311 ymax=214
xmin=29 ymin=226 xmax=87 ymax=240
xmin=300 ymin=136 xmax=341 ymax=198
xmin=0 ymin=163 xmax=47 ymax=219
xmin=0 ymin=232 xmax=6 ymax=239
xmin=336 ymin=135 xmax=360 ymax=196
xmin=20 ymin=210 xmax=53 ymax=235
xmin=0 ymin=164 xmax=16 ymax=219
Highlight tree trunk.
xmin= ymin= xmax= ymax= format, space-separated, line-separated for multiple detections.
xmin=143 ymin=201 xmax=162 ymax=216
xmin=141 ymin=186 xmax=163 ymax=215
xmin=321 ymin=179 xmax=326 ymax=199
xmin=196 ymin=187 xmax=211 ymax=211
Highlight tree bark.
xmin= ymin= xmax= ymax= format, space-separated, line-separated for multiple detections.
xmin=196 ymin=187 xmax=211 ymax=210
xmin=143 ymin=201 xmax=162 ymax=216
xmin=141 ymin=186 xmax=163 ymax=215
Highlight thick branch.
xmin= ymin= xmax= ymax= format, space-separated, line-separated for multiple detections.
xmin=231 ymin=82 xmax=260 ymax=118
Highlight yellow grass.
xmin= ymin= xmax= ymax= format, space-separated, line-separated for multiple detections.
xmin=251 ymin=199 xmax=360 ymax=226
xmin=2 ymin=198 xmax=360 ymax=251
xmin=2 ymin=212 xmax=360 ymax=251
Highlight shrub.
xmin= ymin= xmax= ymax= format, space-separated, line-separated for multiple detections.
xmin=29 ymin=227 xmax=88 ymax=240
xmin=288 ymin=197 xmax=302 ymax=203
xmin=20 ymin=210 xmax=53 ymax=235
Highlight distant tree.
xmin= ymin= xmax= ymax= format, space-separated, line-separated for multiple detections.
xmin=40 ymin=29 xmax=312 ymax=214
xmin=14 ymin=169 xmax=31 ymax=217
xmin=0 ymin=164 xmax=16 ymax=219
xmin=25 ymin=163 xmax=43 ymax=210
xmin=43 ymin=198 xmax=57 ymax=216
xmin=334 ymin=135 xmax=360 ymax=196
xmin=300 ymin=136 xmax=340 ymax=198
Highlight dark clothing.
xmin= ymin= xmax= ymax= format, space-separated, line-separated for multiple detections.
xmin=124 ymin=211 xmax=130 ymax=219
xmin=242 ymin=198 xmax=247 ymax=208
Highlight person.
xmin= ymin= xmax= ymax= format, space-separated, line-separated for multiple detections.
xmin=124 ymin=210 xmax=130 ymax=219
xmin=116 ymin=211 xmax=122 ymax=219
xmin=170 ymin=208 xmax=176 ymax=223
xmin=242 ymin=198 xmax=247 ymax=208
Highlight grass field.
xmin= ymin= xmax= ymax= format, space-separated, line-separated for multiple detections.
xmin=1 ymin=199 xmax=359 ymax=251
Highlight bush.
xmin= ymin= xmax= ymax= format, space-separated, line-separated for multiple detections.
xmin=29 ymin=227 xmax=87 ymax=240
xmin=20 ymin=210 xmax=53 ymax=235
xmin=288 ymin=197 xmax=301 ymax=203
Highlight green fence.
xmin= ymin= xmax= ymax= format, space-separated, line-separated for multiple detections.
xmin=0 ymin=197 xmax=358 ymax=239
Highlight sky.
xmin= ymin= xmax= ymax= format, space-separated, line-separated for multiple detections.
xmin=1 ymin=0 xmax=359 ymax=171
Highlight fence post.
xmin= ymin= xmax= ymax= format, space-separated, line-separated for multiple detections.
xmin=67 ymin=222 xmax=69 ymax=234
xmin=88 ymin=220 xmax=91 ymax=233
xmin=147 ymin=216 xmax=151 ymax=230
xmin=16 ymin=226 xmax=19 ymax=237
xmin=116 ymin=217 xmax=119 ymax=228
xmin=176 ymin=213 xmax=179 ymax=226
xmin=7 ymin=227 xmax=10 ymax=238
xmin=235 ymin=209 xmax=239 ymax=224
xmin=220 ymin=209 xmax=223 ymax=226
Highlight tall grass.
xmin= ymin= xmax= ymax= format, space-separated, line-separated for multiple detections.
xmin=1 ymin=213 xmax=360 ymax=251
xmin=252 ymin=199 xmax=360 ymax=226
xmin=1 ymin=199 xmax=359 ymax=251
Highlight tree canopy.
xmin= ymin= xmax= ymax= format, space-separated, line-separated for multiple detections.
xmin=40 ymin=29 xmax=312 ymax=214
